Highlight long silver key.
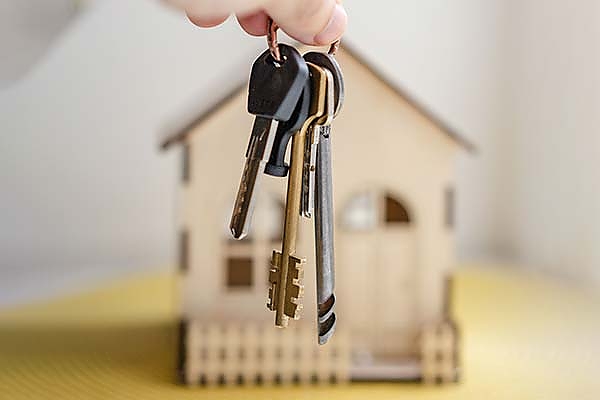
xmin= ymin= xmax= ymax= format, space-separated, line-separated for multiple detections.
xmin=304 ymin=52 xmax=345 ymax=344
xmin=229 ymin=45 xmax=308 ymax=240
xmin=314 ymin=125 xmax=337 ymax=344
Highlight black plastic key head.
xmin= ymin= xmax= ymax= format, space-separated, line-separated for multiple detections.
xmin=247 ymin=44 xmax=308 ymax=121
xmin=264 ymin=76 xmax=312 ymax=177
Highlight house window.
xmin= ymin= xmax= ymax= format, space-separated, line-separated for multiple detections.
xmin=226 ymin=257 xmax=253 ymax=288
xmin=342 ymin=191 xmax=377 ymax=230
xmin=343 ymin=191 xmax=412 ymax=230
xmin=445 ymin=187 xmax=455 ymax=228
xmin=179 ymin=229 xmax=189 ymax=272
xmin=384 ymin=194 xmax=410 ymax=224
xmin=223 ymin=196 xmax=284 ymax=291
xmin=182 ymin=143 xmax=190 ymax=184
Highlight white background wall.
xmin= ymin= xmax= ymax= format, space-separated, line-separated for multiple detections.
xmin=0 ymin=0 xmax=598 ymax=305
xmin=503 ymin=0 xmax=600 ymax=281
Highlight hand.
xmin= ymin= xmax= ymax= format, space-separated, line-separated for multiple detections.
xmin=165 ymin=0 xmax=347 ymax=46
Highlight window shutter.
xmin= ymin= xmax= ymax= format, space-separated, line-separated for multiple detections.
xmin=226 ymin=257 xmax=253 ymax=288
xmin=179 ymin=229 xmax=189 ymax=272
xmin=182 ymin=143 xmax=190 ymax=184
xmin=445 ymin=187 xmax=455 ymax=228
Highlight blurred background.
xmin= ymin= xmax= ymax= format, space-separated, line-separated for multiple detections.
xmin=1 ymin=1 xmax=599 ymax=398
xmin=1 ymin=0 xmax=598 ymax=306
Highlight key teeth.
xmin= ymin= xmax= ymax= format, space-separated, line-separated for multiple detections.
xmin=284 ymin=299 xmax=303 ymax=320
xmin=286 ymin=256 xmax=305 ymax=319
xmin=269 ymin=252 xmax=306 ymax=321
xmin=283 ymin=280 xmax=305 ymax=320
xmin=267 ymin=251 xmax=281 ymax=311
xmin=267 ymin=284 xmax=276 ymax=311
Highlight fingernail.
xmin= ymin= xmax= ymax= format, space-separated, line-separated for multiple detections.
xmin=314 ymin=4 xmax=347 ymax=45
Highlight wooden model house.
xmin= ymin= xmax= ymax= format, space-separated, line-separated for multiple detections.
xmin=160 ymin=45 xmax=474 ymax=386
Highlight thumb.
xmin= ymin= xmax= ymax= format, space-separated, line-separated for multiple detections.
xmin=265 ymin=0 xmax=347 ymax=45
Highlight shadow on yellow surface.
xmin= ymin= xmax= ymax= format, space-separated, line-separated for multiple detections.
xmin=0 ymin=267 xmax=599 ymax=399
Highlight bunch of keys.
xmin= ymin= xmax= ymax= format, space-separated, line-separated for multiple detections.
xmin=229 ymin=19 xmax=344 ymax=345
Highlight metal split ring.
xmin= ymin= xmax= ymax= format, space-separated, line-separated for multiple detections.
xmin=267 ymin=18 xmax=282 ymax=62
xmin=266 ymin=17 xmax=341 ymax=62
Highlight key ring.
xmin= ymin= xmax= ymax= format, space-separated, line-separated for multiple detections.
xmin=267 ymin=18 xmax=283 ymax=63
xmin=267 ymin=17 xmax=341 ymax=62
xmin=328 ymin=40 xmax=340 ymax=55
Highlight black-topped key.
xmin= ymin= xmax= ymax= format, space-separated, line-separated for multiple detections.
xmin=263 ymin=78 xmax=312 ymax=177
xmin=264 ymin=51 xmax=344 ymax=178
xmin=229 ymin=45 xmax=308 ymax=240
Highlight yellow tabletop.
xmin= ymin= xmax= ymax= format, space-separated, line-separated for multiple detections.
xmin=0 ymin=266 xmax=599 ymax=399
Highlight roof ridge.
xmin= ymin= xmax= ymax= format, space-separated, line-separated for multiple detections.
xmin=160 ymin=42 xmax=475 ymax=152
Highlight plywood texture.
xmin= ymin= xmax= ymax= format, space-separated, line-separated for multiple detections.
xmin=183 ymin=322 xmax=350 ymax=386
xmin=175 ymin=48 xmax=461 ymax=375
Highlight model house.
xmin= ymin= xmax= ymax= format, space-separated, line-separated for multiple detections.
xmin=161 ymin=45 xmax=474 ymax=386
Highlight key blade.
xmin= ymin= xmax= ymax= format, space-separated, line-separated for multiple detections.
xmin=269 ymin=63 xmax=328 ymax=328
xmin=283 ymin=255 xmax=305 ymax=319
xmin=315 ymin=126 xmax=337 ymax=345
xmin=301 ymin=125 xmax=320 ymax=218
xmin=301 ymin=69 xmax=334 ymax=218
xmin=267 ymin=251 xmax=282 ymax=311
xmin=229 ymin=117 xmax=279 ymax=239
xmin=315 ymin=131 xmax=335 ymax=301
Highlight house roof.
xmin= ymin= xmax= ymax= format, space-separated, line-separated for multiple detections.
xmin=160 ymin=42 xmax=476 ymax=152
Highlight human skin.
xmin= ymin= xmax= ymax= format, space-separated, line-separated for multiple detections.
xmin=164 ymin=0 xmax=347 ymax=46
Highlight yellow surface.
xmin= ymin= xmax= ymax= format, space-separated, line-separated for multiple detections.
xmin=1 ymin=267 xmax=599 ymax=399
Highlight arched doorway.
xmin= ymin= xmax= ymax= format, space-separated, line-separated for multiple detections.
xmin=338 ymin=190 xmax=418 ymax=359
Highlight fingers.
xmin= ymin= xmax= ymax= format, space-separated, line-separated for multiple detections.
xmin=187 ymin=12 xmax=229 ymax=28
xmin=165 ymin=0 xmax=268 ymax=18
xmin=264 ymin=0 xmax=347 ymax=45
xmin=165 ymin=0 xmax=347 ymax=46
xmin=237 ymin=11 xmax=269 ymax=37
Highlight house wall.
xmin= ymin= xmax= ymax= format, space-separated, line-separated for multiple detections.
xmin=181 ymin=92 xmax=294 ymax=323
xmin=1 ymin=0 xmax=511 ymax=307
xmin=344 ymin=0 xmax=508 ymax=263
xmin=181 ymin=49 xmax=459 ymax=336
xmin=330 ymin=50 xmax=458 ymax=327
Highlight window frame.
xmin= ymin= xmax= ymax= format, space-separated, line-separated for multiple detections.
xmin=225 ymin=256 xmax=254 ymax=289
xmin=179 ymin=229 xmax=189 ymax=273
xmin=221 ymin=196 xmax=285 ymax=292
xmin=383 ymin=194 xmax=411 ymax=224
xmin=181 ymin=142 xmax=190 ymax=184
xmin=444 ymin=186 xmax=455 ymax=229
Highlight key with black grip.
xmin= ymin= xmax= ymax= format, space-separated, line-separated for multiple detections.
xmin=230 ymin=44 xmax=308 ymax=240
xmin=264 ymin=51 xmax=345 ymax=179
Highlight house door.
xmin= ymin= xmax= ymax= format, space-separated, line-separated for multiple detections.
xmin=338 ymin=190 xmax=417 ymax=359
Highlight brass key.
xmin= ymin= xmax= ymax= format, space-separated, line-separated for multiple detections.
xmin=301 ymin=68 xmax=335 ymax=218
xmin=268 ymin=63 xmax=328 ymax=327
